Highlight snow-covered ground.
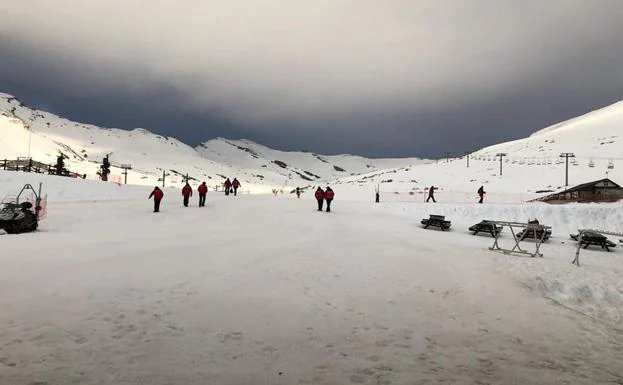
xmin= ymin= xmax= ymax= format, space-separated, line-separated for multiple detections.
xmin=1 ymin=172 xmax=623 ymax=384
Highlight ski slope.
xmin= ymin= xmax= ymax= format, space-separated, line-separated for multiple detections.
xmin=334 ymin=100 xmax=623 ymax=202
xmin=1 ymin=171 xmax=623 ymax=384
xmin=2 ymin=91 xmax=623 ymax=204
xmin=0 ymin=93 xmax=420 ymax=191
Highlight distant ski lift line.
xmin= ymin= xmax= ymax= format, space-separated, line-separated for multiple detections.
xmin=471 ymin=155 xmax=623 ymax=161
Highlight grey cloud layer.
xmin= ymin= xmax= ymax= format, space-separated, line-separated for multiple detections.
xmin=1 ymin=1 xmax=623 ymax=156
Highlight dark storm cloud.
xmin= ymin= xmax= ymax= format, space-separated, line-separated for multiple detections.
xmin=1 ymin=1 xmax=622 ymax=157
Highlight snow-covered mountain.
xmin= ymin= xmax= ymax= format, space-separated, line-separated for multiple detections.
xmin=196 ymin=138 xmax=428 ymax=183
xmin=0 ymin=92 xmax=422 ymax=191
xmin=1 ymin=90 xmax=622 ymax=200
xmin=334 ymin=100 xmax=623 ymax=202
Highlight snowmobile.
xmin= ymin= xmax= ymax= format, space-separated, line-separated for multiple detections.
xmin=0 ymin=183 xmax=43 ymax=235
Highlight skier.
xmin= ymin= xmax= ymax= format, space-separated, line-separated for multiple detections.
xmin=224 ymin=178 xmax=232 ymax=196
xmin=232 ymin=178 xmax=241 ymax=196
xmin=324 ymin=186 xmax=335 ymax=212
xmin=148 ymin=186 xmax=164 ymax=212
xmin=478 ymin=185 xmax=485 ymax=204
xmin=182 ymin=182 xmax=193 ymax=207
xmin=314 ymin=187 xmax=324 ymax=211
xmin=295 ymin=187 xmax=301 ymax=198
xmin=198 ymin=182 xmax=208 ymax=207
xmin=426 ymin=185 xmax=437 ymax=203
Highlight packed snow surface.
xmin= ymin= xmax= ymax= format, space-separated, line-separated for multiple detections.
xmin=1 ymin=172 xmax=622 ymax=385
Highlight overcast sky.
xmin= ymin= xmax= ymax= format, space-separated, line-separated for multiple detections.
xmin=1 ymin=1 xmax=622 ymax=158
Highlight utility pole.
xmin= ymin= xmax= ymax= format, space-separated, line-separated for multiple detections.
xmin=496 ymin=153 xmax=507 ymax=176
xmin=444 ymin=152 xmax=451 ymax=163
xmin=465 ymin=152 xmax=470 ymax=168
xmin=559 ymin=152 xmax=575 ymax=187
xmin=120 ymin=164 xmax=132 ymax=185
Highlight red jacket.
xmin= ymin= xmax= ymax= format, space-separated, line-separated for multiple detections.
xmin=149 ymin=189 xmax=164 ymax=200
xmin=315 ymin=189 xmax=324 ymax=200
xmin=232 ymin=179 xmax=240 ymax=188
xmin=324 ymin=189 xmax=334 ymax=199
xmin=224 ymin=180 xmax=232 ymax=187
xmin=198 ymin=184 xmax=208 ymax=194
xmin=182 ymin=185 xmax=193 ymax=196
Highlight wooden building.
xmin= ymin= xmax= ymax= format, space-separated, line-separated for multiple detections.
xmin=533 ymin=178 xmax=623 ymax=203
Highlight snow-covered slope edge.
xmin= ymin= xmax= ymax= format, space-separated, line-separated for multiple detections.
xmin=0 ymin=92 xmax=424 ymax=190
xmin=196 ymin=138 xmax=430 ymax=183
xmin=332 ymin=100 xmax=623 ymax=201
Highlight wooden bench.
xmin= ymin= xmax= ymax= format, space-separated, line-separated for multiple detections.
xmin=469 ymin=220 xmax=502 ymax=237
xmin=570 ymin=231 xmax=617 ymax=251
xmin=421 ymin=215 xmax=451 ymax=231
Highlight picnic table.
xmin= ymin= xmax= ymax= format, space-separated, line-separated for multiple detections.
xmin=570 ymin=231 xmax=617 ymax=251
xmin=421 ymin=214 xmax=451 ymax=231
xmin=572 ymin=229 xmax=623 ymax=266
xmin=516 ymin=221 xmax=552 ymax=242
xmin=469 ymin=220 xmax=502 ymax=237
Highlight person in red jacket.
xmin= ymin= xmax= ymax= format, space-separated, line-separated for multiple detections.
xmin=232 ymin=178 xmax=241 ymax=196
xmin=426 ymin=185 xmax=437 ymax=203
xmin=198 ymin=182 xmax=208 ymax=207
xmin=324 ymin=186 xmax=334 ymax=212
xmin=148 ymin=186 xmax=164 ymax=212
xmin=314 ymin=187 xmax=325 ymax=211
xmin=182 ymin=182 xmax=193 ymax=207
xmin=477 ymin=185 xmax=485 ymax=204
xmin=224 ymin=178 xmax=232 ymax=196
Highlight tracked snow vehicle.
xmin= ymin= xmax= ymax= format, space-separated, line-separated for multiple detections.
xmin=0 ymin=183 xmax=43 ymax=234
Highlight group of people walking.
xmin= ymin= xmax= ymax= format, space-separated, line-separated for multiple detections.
xmin=314 ymin=186 xmax=335 ymax=212
xmin=149 ymin=180 xmax=486 ymax=213
xmin=223 ymin=178 xmax=241 ymax=196
xmin=148 ymin=177 xmax=242 ymax=212
xmin=180 ymin=181 xmax=209 ymax=207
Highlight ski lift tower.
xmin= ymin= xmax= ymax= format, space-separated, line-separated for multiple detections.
xmin=120 ymin=164 xmax=132 ymax=185
xmin=559 ymin=152 xmax=575 ymax=187
xmin=496 ymin=153 xmax=507 ymax=176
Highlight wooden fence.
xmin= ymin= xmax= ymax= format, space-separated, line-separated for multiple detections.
xmin=0 ymin=158 xmax=86 ymax=179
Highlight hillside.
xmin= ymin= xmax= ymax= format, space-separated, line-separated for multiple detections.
xmin=333 ymin=101 xmax=623 ymax=202
xmin=196 ymin=138 xmax=429 ymax=183
xmin=2 ymin=91 xmax=622 ymax=202
xmin=0 ymin=93 xmax=420 ymax=191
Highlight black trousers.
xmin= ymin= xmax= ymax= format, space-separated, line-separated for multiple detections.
xmin=325 ymin=198 xmax=332 ymax=212
xmin=426 ymin=195 xmax=436 ymax=202
xmin=478 ymin=195 xmax=483 ymax=204
xmin=199 ymin=194 xmax=206 ymax=206
xmin=225 ymin=188 xmax=230 ymax=196
xmin=317 ymin=198 xmax=324 ymax=211
xmin=183 ymin=195 xmax=190 ymax=207
xmin=153 ymin=198 xmax=161 ymax=212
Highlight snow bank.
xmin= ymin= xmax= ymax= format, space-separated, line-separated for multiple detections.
xmin=0 ymin=170 xmax=152 ymax=202
xmin=374 ymin=201 xmax=623 ymax=236
xmin=367 ymin=200 xmax=623 ymax=325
